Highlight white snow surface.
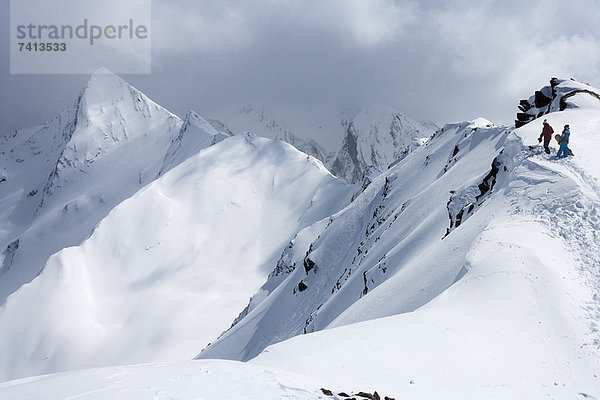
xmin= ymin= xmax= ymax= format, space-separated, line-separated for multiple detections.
xmin=0 ymin=68 xmax=183 ymax=303
xmin=201 ymin=106 xmax=600 ymax=398
xmin=0 ymin=125 xmax=351 ymax=379
xmin=0 ymin=360 xmax=327 ymax=400
xmin=1 ymin=75 xmax=600 ymax=400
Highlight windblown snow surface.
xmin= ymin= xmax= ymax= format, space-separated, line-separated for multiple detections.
xmin=1 ymin=78 xmax=600 ymax=399
xmin=0 ymin=70 xmax=352 ymax=382
xmin=198 ymin=95 xmax=600 ymax=397
xmin=0 ymin=360 xmax=329 ymax=400
xmin=0 ymin=132 xmax=351 ymax=382
xmin=0 ymin=69 xmax=183 ymax=303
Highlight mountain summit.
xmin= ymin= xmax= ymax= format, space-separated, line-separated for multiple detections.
xmin=0 ymin=70 xmax=353 ymax=382
xmin=0 ymin=68 xmax=183 ymax=303
xmin=330 ymin=105 xmax=435 ymax=183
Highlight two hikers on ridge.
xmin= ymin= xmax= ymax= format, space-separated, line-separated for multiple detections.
xmin=538 ymin=119 xmax=571 ymax=158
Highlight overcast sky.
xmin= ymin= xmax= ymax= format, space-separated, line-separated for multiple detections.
xmin=1 ymin=0 xmax=600 ymax=141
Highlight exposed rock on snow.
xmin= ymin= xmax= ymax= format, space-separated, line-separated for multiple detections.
xmin=207 ymin=104 xmax=436 ymax=183
xmin=198 ymin=119 xmax=510 ymax=362
xmin=159 ymin=110 xmax=231 ymax=175
xmin=319 ymin=388 xmax=394 ymax=400
xmin=515 ymin=77 xmax=600 ymax=127
xmin=330 ymin=106 xmax=435 ymax=183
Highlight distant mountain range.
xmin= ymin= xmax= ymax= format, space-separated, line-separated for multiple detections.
xmin=206 ymin=103 xmax=437 ymax=183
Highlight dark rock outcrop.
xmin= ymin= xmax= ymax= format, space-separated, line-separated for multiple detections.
xmin=321 ymin=389 xmax=389 ymax=400
xmin=515 ymin=78 xmax=600 ymax=127
xmin=298 ymin=281 xmax=308 ymax=292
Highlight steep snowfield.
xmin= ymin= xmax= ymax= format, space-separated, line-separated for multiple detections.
xmin=0 ymin=134 xmax=351 ymax=382
xmin=159 ymin=110 xmax=231 ymax=175
xmin=0 ymin=360 xmax=328 ymax=400
xmin=1 ymin=75 xmax=599 ymax=399
xmin=0 ymin=68 xmax=184 ymax=303
xmin=198 ymin=117 xmax=506 ymax=361
xmin=244 ymin=108 xmax=600 ymax=398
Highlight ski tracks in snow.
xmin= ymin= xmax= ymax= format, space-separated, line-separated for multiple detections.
xmin=512 ymin=147 xmax=600 ymax=351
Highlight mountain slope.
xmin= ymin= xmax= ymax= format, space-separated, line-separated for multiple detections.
xmin=198 ymin=117 xmax=508 ymax=362
xmin=330 ymin=105 xmax=436 ymax=183
xmin=199 ymin=84 xmax=600 ymax=396
xmin=0 ymin=68 xmax=183 ymax=303
xmin=197 ymin=83 xmax=600 ymax=398
xmin=0 ymin=69 xmax=238 ymax=306
xmin=0 ymin=360 xmax=328 ymax=400
xmin=250 ymin=109 xmax=600 ymax=398
xmin=0 ymin=134 xmax=351 ymax=382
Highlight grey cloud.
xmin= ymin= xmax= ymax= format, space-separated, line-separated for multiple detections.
xmin=1 ymin=0 xmax=599 ymax=139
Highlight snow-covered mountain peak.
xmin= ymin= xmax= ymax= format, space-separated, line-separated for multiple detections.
xmin=467 ymin=117 xmax=494 ymax=129
xmin=182 ymin=110 xmax=220 ymax=135
xmin=159 ymin=110 xmax=231 ymax=175
xmin=346 ymin=103 xmax=402 ymax=125
xmin=38 ymin=77 xmax=181 ymax=209
xmin=91 ymin=66 xmax=116 ymax=75
xmin=0 ymin=70 xmax=182 ymax=304
xmin=330 ymin=105 xmax=437 ymax=183
xmin=80 ymin=67 xmax=178 ymax=133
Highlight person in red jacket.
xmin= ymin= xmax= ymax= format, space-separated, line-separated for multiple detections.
xmin=538 ymin=119 xmax=554 ymax=154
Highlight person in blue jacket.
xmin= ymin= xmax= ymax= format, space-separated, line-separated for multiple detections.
xmin=557 ymin=124 xmax=571 ymax=158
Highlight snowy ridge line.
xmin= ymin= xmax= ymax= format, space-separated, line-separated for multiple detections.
xmin=0 ymin=68 xmax=186 ymax=305
xmin=33 ymin=91 xmax=87 ymax=214
xmin=198 ymin=118 xmax=510 ymax=362
xmin=0 ymin=132 xmax=353 ymax=382
xmin=519 ymin=148 xmax=600 ymax=348
xmin=158 ymin=110 xmax=231 ymax=176
xmin=246 ymin=112 xmax=600 ymax=398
